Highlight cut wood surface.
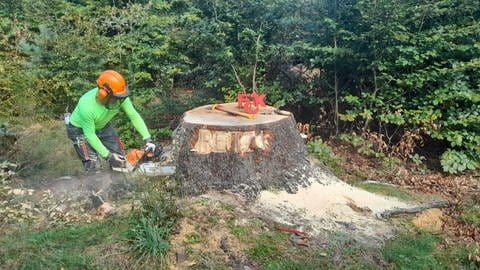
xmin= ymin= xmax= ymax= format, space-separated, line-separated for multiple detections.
xmin=181 ymin=103 xmax=288 ymax=127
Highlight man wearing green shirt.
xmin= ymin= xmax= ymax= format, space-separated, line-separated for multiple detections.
xmin=66 ymin=70 xmax=155 ymax=173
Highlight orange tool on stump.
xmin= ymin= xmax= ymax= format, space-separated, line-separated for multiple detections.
xmin=211 ymin=104 xmax=255 ymax=119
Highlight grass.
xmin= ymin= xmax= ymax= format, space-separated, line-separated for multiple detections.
xmin=127 ymin=216 xmax=171 ymax=258
xmin=230 ymin=224 xmax=251 ymax=241
xmin=384 ymin=231 xmax=441 ymax=269
xmin=228 ymin=218 xmax=263 ymax=242
xmin=126 ymin=177 xmax=180 ymax=261
xmin=237 ymin=220 xmax=479 ymax=270
xmin=3 ymin=186 xmax=475 ymax=269
xmin=220 ymin=202 xmax=236 ymax=212
xmin=184 ymin=232 xmax=202 ymax=244
xmin=384 ymin=230 xmax=480 ymax=270
xmin=247 ymin=231 xmax=297 ymax=268
xmin=440 ymin=243 xmax=480 ymax=270
xmin=240 ymin=226 xmax=383 ymax=270
xmin=0 ymin=175 xmax=181 ymax=269
xmin=0 ymin=218 xmax=128 ymax=270
xmin=353 ymin=182 xmax=440 ymax=202
xmin=245 ymin=230 xmax=382 ymax=270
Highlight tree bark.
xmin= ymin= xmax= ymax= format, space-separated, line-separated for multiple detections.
xmin=172 ymin=103 xmax=310 ymax=200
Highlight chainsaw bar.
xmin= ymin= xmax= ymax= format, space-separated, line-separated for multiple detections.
xmin=111 ymin=162 xmax=175 ymax=176
xmin=137 ymin=163 xmax=176 ymax=176
xmin=111 ymin=144 xmax=176 ymax=176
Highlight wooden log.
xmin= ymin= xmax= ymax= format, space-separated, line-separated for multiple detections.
xmin=376 ymin=201 xmax=450 ymax=219
xmin=172 ymin=103 xmax=310 ymax=199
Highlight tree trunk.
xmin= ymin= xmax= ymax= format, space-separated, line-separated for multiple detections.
xmin=172 ymin=103 xmax=310 ymax=200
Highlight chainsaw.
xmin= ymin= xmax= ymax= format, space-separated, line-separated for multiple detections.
xmin=111 ymin=144 xmax=175 ymax=176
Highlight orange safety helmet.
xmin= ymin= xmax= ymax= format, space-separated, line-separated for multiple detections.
xmin=96 ymin=70 xmax=130 ymax=101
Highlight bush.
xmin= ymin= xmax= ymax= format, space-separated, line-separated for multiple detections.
xmin=308 ymin=139 xmax=343 ymax=174
xmin=440 ymin=149 xmax=479 ymax=174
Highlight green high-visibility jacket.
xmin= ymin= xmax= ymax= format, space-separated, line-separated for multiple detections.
xmin=69 ymin=88 xmax=151 ymax=158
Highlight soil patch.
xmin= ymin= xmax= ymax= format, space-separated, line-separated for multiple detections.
xmin=412 ymin=209 xmax=444 ymax=232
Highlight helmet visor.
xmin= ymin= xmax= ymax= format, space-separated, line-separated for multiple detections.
xmin=105 ymin=96 xmax=127 ymax=110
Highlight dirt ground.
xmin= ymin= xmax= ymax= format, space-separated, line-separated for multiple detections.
xmin=0 ymin=170 xmax=135 ymax=231
xmin=1 ymin=133 xmax=478 ymax=268
xmin=164 ymin=134 xmax=478 ymax=268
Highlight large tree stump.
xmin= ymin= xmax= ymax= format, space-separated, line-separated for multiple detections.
xmin=173 ymin=103 xmax=311 ymax=199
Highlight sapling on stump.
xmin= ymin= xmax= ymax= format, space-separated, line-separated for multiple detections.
xmin=173 ymin=103 xmax=312 ymax=199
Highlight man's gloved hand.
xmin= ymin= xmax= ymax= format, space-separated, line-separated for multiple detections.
xmin=107 ymin=152 xmax=126 ymax=168
xmin=144 ymin=138 xmax=156 ymax=153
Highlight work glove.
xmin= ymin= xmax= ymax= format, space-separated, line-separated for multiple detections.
xmin=107 ymin=152 xmax=126 ymax=168
xmin=144 ymin=138 xmax=156 ymax=153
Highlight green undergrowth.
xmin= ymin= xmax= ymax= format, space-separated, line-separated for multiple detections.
xmin=0 ymin=217 xmax=128 ymax=270
xmin=307 ymin=139 xmax=344 ymax=175
xmin=460 ymin=195 xmax=480 ymax=227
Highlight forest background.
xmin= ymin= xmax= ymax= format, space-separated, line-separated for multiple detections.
xmin=0 ymin=0 xmax=478 ymax=174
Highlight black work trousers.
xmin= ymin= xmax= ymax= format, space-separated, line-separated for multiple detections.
xmin=66 ymin=123 xmax=125 ymax=172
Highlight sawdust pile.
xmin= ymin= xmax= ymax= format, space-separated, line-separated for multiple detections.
xmin=251 ymin=166 xmax=412 ymax=245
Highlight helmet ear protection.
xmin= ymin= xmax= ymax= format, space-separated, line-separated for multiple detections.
xmin=96 ymin=83 xmax=113 ymax=101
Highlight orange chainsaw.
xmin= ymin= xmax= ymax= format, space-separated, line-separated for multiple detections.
xmin=112 ymin=144 xmax=175 ymax=176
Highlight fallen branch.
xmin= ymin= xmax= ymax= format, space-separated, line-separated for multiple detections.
xmin=364 ymin=180 xmax=398 ymax=187
xmin=275 ymin=226 xmax=308 ymax=236
xmin=376 ymin=200 xmax=450 ymax=219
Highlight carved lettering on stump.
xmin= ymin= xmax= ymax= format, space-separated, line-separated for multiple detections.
xmin=173 ymin=103 xmax=308 ymax=199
